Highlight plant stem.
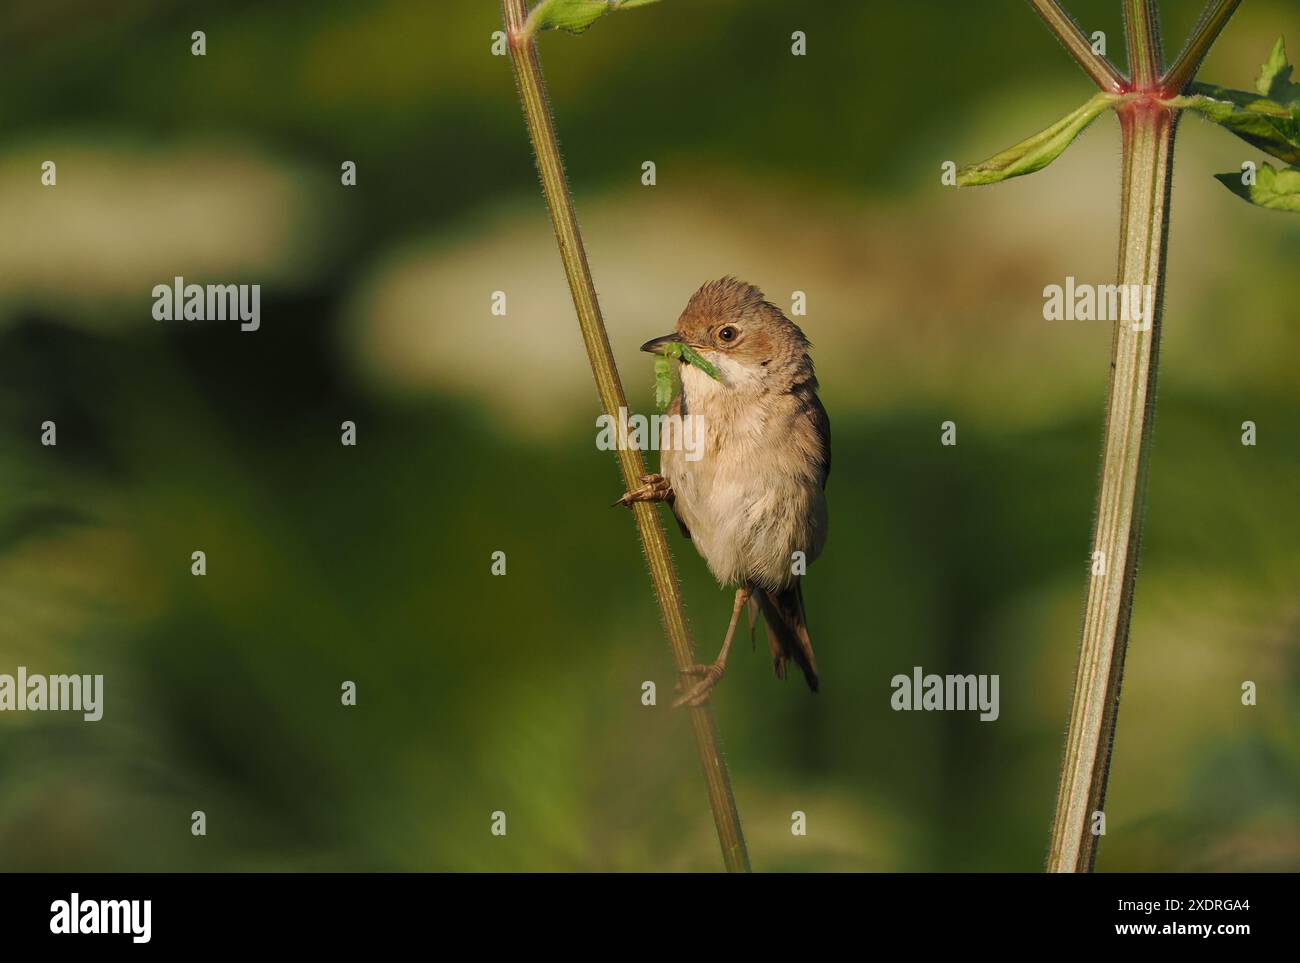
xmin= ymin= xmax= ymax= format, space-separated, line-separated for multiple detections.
xmin=500 ymin=0 xmax=751 ymax=873
xmin=1046 ymin=0 xmax=1242 ymax=875
xmin=1162 ymin=0 xmax=1244 ymax=94
xmin=1048 ymin=102 xmax=1176 ymax=872
xmin=1028 ymin=0 xmax=1127 ymax=92
xmin=1123 ymin=0 xmax=1163 ymax=88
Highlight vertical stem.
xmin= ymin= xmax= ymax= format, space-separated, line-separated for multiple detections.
xmin=1047 ymin=103 xmax=1177 ymax=872
xmin=1046 ymin=0 xmax=1241 ymax=875
xmin=501 ymin=0 xmax=750 ymax=873
xmin=1123 ymin=0 xmax=1163 ymax=88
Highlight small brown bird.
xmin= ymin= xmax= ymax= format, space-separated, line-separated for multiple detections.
xmin=619 ymin=277 xmax=830 ymax=706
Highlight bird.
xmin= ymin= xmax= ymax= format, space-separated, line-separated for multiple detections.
xmin=618 ymin=277 xmax=830 ymax=707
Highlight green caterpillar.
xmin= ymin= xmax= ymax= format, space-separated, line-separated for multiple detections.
xmin=654 ymin=342 xmax=719 ymax=410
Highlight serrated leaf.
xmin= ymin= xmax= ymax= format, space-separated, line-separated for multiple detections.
xmin=1177 ymin=84 xmax=1300 ymax=165
xmin=1214 ymin=162 xmax=1300 ymax=212
xmin=1256 ymin=37 xmax=1300 ymax=105
xmin=528 ymin=0 xmax=660 ymax=35
xmin=956 ymin=92 xmax=1118 ymax=186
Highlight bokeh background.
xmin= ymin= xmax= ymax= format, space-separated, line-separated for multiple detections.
xmin=1 ymin=0 xmax=1297 ymax=872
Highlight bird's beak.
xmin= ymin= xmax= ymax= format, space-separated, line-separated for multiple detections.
xmin=640 ymin=332 xmax=683 ymax=355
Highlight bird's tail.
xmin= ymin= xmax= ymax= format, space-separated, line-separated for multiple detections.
xmin=756 ymin=581 xmax=819 ymax=693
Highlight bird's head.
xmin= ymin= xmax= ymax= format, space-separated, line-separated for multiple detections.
xmin=640 ymin=276 xmax=814 ymax=397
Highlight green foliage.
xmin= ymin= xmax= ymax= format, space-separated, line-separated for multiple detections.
xmin=958 ymin=38 xmax=1300 ymax=209
xmin=1257 ymin=37 xmax=1300 ymax=104
xmin=1182 ymin=36 xmax=1300 ymax=211
xmin=1214 ymin=162 xmax=1300 ymax=212
xmin=1177 ymin=84 xmax=1300 ymax=165
xmin=956 ymin=92 xmax=1118 ymax=186
xmin=527 ymin=0 xmax=660 ymax=36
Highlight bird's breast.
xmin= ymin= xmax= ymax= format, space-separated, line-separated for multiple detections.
xmin=663 ymin=391 xmax=826 ymax=590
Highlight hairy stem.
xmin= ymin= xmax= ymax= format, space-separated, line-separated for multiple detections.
xmin=1048 ymin=103 xmax=1177 ymax=873
xmin=1045 ymin=0 xmax=1243 ymax=875
xmin=500 ymin=0 xmax=750 ymax=873
xmin=1162 ymin=0 xmax=1244 ymax=93
xmin=1123 ymin=0 xmax=1163 ymax=88
xmin=1028 ymin=0 xmax=1127 ymax=92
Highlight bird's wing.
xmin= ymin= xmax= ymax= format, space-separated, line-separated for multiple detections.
xmin=669 ymin=496 xmax=691 ymax=540
xmin=806 ymin=389 xmax=832 ymax=489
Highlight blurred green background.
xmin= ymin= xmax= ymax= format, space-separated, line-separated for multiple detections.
xmin=1 ymin=0 xmax=1297 ymax=872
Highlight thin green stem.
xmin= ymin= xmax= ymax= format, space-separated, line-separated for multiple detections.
xmin=1047 ymin=102 xmax=1177 ymax=872
xmin=1162 ymin=0 xmax=1244 ymax=94
xmin=1028 ymin=0 xmax=1127 ymax=92
xmin=1124 ymin=0 xmax=1163 ymax=88
xmin=501 ymin=0 xmax=750 ymax=873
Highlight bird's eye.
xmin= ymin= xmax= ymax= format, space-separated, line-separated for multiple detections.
xmin=718 ymin=326 xmax=738 ymax=343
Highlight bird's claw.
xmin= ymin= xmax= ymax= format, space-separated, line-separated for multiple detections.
xmin=673 ymin=663 xmax=725 ymax=708
xmin=613 ymin=473 xmax=672 ymax=508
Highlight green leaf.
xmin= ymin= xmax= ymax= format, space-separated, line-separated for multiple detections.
xmin=528 ymin=0 xmax=660 ymax=35
xmin=1214 ymin=162 xmax=1300 ymax=212
xmin=1176 ymin=85 xmax=1300 ymax=165
xmin=1178 ymin=38 xmax=1300 ymax=166
xmin=1255 ymin=37 xmax=1300 ymax=105
xmin=956 ymin=92 xmax=1118 ymax=187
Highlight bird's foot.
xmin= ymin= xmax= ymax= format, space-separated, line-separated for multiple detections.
xmin=613 ymin=473 xmax=672 ymax=508
xmin=673 ymin=662 xmax=725 ymax=708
